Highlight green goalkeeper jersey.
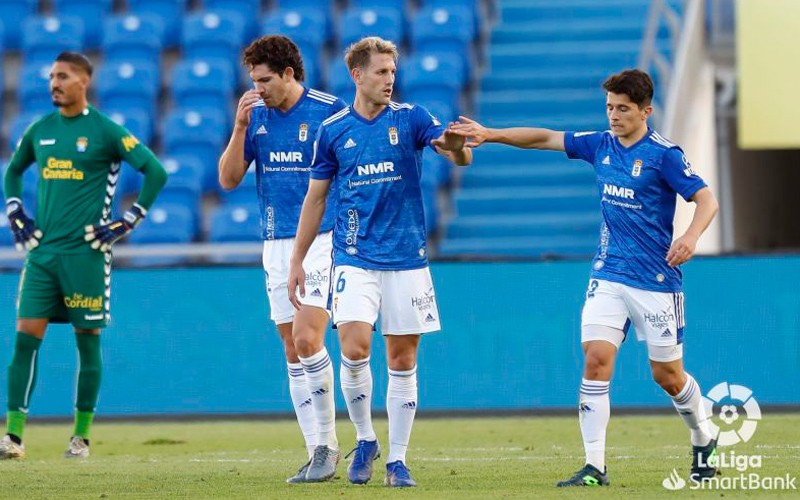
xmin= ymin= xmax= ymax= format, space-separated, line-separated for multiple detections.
xmin=6 ymin=106 xmax=159 ymax=253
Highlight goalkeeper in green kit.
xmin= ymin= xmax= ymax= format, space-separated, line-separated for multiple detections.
xmin=0 ymin=52 xmax=167 ymax=459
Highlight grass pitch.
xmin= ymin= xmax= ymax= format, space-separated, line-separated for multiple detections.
xmin=2 ymin=414 xmax=798 ymax=498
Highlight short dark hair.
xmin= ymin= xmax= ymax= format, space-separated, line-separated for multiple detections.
xmin=55 ymin=51 xmax=93 ymax=77
xmin=602 ymin=69 xmax=654 ymax=109
xmin=242 ymin=35 xmax=305 ymax=81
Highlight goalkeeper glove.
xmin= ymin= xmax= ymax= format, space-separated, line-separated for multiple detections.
xmin=5 ymin=198 xmax=43 ymax=251
xmin=84 ymin=203 xmax=147 ymax=252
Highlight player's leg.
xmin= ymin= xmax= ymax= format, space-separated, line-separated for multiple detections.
xmin=292 ymin=231 xmax=338 ymax=457
xmin=263 ymin=240 xmax=318 ymax=482
xmin=380 ymin=267 xmax=441 ymax=488
xmin=61 ymin=251 xmax=111 ymax=459
xmin=558 ymin=280 xmax=626 ymax=487
xmin=642 ymin=292 xmax=715 ymax=480
xmin=332 ymin=266 xmax=381 ymax=484
xmin=2 ymin=252 xmax=60 ymax=460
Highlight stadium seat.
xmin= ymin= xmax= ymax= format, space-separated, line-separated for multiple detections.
xmin=338 ymin=7 xmax=405 ymax=49
xmin=22 ymin=16 xmax=84 ymax=67
xmin=327 ymin=58 xmax=354 ymax=102
xmin=17 ymin=62 xmax=54 ymax=115
xmin=96 ymin=61 xmax=160 ymax=121
xmin=399 ymin=53 xmax=464 ymax=114
xmin=159 ymin=157 xmax=204 ymax=215
xmin=7 ymin=112 xmax=46 ymax=153
xmin=102 ymin=14 xmax=165 ymax=65
xmin=410 ymin=6 xmax=476 ymax=81
xmin=0 ymin=0 xmax=37 ymax=50
xmin=203 ymin=0 xmax=261 ymax=42
xmin=126 ymin=203 xmax=196 ymax=267
xmin=276 ymin=0 xmax=335 ymax=35
xmin=107 ymin=109 xmax=154 ymax=148
xmin=127 ymin=0 xmax=187 ymax=48
xmin=208 ymin=205 xmax=262 ymax=264
xmin=0 ymin=213 xmax=25 ymax=270
xmin=422 ymin=148 xmax=452 ymax=188
xmin=219 ymin=167 xmax=256 ymax=206
xmin=162 ymin=109 xmax=228 ymax=193
xmin=181 ymin=11 xmax=246 ymax=72
xmin=170 ymin=59 xmax=236 ymax=121
xmin=51 ymin=0 xmax=113 ymax=49
xmin=261 ymin=9 xmax=327 ymax=49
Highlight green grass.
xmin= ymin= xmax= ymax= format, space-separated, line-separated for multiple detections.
xmin=2 ymin=414 xmax=798 ymax=498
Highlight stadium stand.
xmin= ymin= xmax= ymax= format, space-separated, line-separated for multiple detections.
xmin=22 ymin=15 xmax=84 ymax=67
xmin=96 ymin=61 xmax=160 ymax=123
xmin=51 ymin=0 xmax=113 ymax=49
xmin=127 ymin=0 xmax=187 ymax=48
xmin=0 ymin=0 xmax=38 ymax=51
xmin=338 ymin=7 xmax=406 ymax=49
xmin=101 ymin=14 xmax=165 ymax=65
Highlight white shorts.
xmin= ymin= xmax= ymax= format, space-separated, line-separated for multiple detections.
xmin=263 ymin=231 xmax=333 ymax=325
xmin=331 ymin=265 xmax=441 ymax=335
xmin=581 ymin=279 xmax=685 ymax=362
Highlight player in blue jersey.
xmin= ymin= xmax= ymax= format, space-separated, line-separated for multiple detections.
xmin=218 ymin=35 xmax=347 ymax=483
xmin=449 ymin=69 xmax=720 ymax=487
xmin=287 ymin=37 xmax=471 ymax=487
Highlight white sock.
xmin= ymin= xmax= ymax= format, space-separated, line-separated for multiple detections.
xmin=579 ymin=378 xmax=610 ymax=472
xmin=386 ymin=366 xmax=418 ymax=464
xmin=671 ymin=373 xmax=713 ymax=446
xmin=300 ymin=347 xmax=338 ymax=449
xmin=340 ymin=355 xmax=376 ymax=442
xmin=287 ymin=362 xmax=318 ymax=457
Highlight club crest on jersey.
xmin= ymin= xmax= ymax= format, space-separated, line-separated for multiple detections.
xmin=299 ymin=123 xmax=309 ymax=142
xmin=76 ymin=137 xmax=88 ymax=153
xmin=388 ymin=127 xmax=399 ymax=146
xmin=632 ymin=159 xmax=643 ymax=177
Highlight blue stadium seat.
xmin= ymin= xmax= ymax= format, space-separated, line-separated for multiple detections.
xmin=327 ymin=58 xmax=354 ymax=102
xmin=126 ymin=204 xmax=196 ymax=267
xmin=51 ymin=0 xmax=113 ymax=49
xmin=411 ymin=98 xmax=456 ymax=125
xmin=219 ymin=167 xmax=256 ymax=206
xmin=22 ymin=16 xmax=84 ymax=67
xmin=422 ymin=148 xmax=452 ymax=188
xmin=181 ymin=11 xmax=246 ymax=71
xmin=0 ymin=213 xmax=25 ymax=270
xmin=7 ymin=112 xmax=46 ymax=153
xmin=159 ymin=157 xmax=203 ymax=216
xmin=261 ymin=9 xmax=327 ymax=49
xmin=162 ymin=109 xmax=228 ymax=193
xmin=170 ymin=59 xmax=236 ymax=120
xmin=338 ymin=7 xmax=405 ymax=49
xmin=203 ymin=0 xmax=261 ymax=42
xmin=410 ymin=6 xmax=476 ymax=80
xmin=107 ymin=109 xmax=154 ymax=148
xmin=96 ymin=61 xmax=160 ymax=120
xmin=0 ymin=0 xmax=37 ymax=50
xmin=17 ymin=62 xmax=53 ymax=115
xmin=102 ymin=14 xmax=165 ymax=65
xmin=208 ymin=205 xmax=262 ymax=264
xmin=127 ymin=0 xmax=187 ymax=48
xmin=276 ymin=0 xmax=335 ymax=33
xmin=399 ymin=53 xmax=463 ymax=114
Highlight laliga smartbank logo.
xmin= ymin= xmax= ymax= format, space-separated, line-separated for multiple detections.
xmin=662 ymin=382 xmax=796 ymax=491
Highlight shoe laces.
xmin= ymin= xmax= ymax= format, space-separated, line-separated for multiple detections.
xmin=311 ymin=446 xmax=334 ymax=468
xmin=390 ymin=462 xmax=411 ymax=480
xmin=345 ymin=440 xmax=373 ymax=463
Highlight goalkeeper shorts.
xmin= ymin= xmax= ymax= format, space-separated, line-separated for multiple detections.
xmin=263 ymin=231 xmax=333 ymax=325
xmin=17 ymin=249 xmax=110 ymax=329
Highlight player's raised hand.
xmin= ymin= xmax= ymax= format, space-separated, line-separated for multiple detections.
xmin=287 ymin=259 xmax=306 ymax=310
xmin=449 ymin=116 xmax=490 ymax=148
xmin=235 ymin=89 xmax=261 ymax=129
xmin=84 ymin=204 xmax=146 ymax=252
xmin=5 ymin=198 xmax=43 ymax=251
xmin=666 ymin=233 xmax=698 ymax=267
xmin=431 ymin=124 xmax=467 ymax=151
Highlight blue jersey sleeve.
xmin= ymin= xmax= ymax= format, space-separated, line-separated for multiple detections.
xmin=564 ymin=131 xmax=604 ymax=164
xmin=660 ymin=147 xmax=707 ymax=201
xmin=310 ymin=125 xmax=337 ymax=180
xmin=412 ymin=105 xmax=446 ymax=151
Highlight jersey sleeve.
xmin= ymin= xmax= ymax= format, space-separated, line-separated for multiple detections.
xmin=660 ymin=147 xmax=707 ymax=201
xmin=564 ymin=131 xmax=604 ymax=164
xmin=412 ymin=105 xmax=446 ymax=151
xmin=105 ymin=118 xmax=159 ymax=170
xmin=3 ymin=122 xmax=38 ymax=200
xmin=310 ymin=125 xmax=337 ymax=180
xmin=243 ymin=122 xmax=255 ymax=165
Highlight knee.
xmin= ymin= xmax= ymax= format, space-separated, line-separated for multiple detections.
xmin=386 ymin=350 xmax=416 ymax=371
xmin=583 ymin=352 xmax=612 ymax=380
xmin=653 ymin=370 xmax=684 ymax=396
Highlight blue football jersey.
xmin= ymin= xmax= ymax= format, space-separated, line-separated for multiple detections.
xmin=564 ymin=128 xmax=707 ymax=292
xmin=244 ymin=87 xmax=347 ymax=239
xmin=310 ymin=101 xmax=446 ymax=270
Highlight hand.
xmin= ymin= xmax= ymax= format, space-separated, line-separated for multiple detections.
xmin=431 ymin=124 xmax=467 ymax=151
xmin=84 ymin=204 xmax=146 ymax=252
xmin=448 ymin=115 xmax=490 ymax=148
xmin=287 ymin=259 xmax=306 ymax=311
xmin=666 ymin=233 xmax=698 ymax=267
xmin=5 ymin=198 xmax=42 ymax=251
xmin=235 ymin=90 xmax=261 ymax=129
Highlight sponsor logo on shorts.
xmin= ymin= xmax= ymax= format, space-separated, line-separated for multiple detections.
xmin=424 ymin=313 xmax=436 ymax=323
xmin=310 ymin=288 xmax=322 ymax=298
xmin=64 ymin=293 xmax=103 ymax=311
xmin=644 ymin=307 xmax=675 ymax=329
xmin=84 ymin=314 xmax=104 ymax=321
xmin=411 ymin=287 xmax=436 ymax=312
xmin=305 ymin=270 xmax=329 ymax=289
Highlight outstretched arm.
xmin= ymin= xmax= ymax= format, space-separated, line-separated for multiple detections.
xmin=666 ymin=187 xmax=719 ymax=267
xmin=449 ymin=116 xmax=566 ymax=152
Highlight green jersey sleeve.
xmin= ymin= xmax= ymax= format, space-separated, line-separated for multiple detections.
xmin=3 ymin=122 xmax=38 ymax=201
xmin=104 ymin=118 xmax=159 ymax=171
